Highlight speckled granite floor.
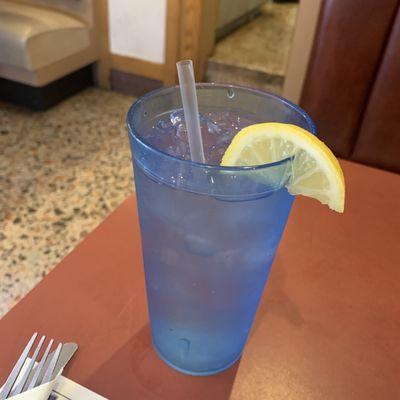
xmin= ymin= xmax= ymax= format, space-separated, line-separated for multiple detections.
xmin=0 ymin=88 xmax=135 ymax=316
xmin=208 ymin=2 xmax=298 ymax=90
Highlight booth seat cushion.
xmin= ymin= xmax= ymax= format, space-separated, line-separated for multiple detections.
xmin=0 ymin=0 xmax=90 ymax=71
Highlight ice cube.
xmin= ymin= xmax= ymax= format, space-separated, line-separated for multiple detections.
xmin=170 ymin=110 xmax=183 ymax=126
xmin=155 ymin=118 xmax=171 ymax=131
xmin=175 ymin=123 xmax=187 ymax=140
xmin=184 ymin=234 xmax=217 ymax=257
xmin=160 ymin=247 xmax=179 ymax=267
xmin=200 ymin=114 xmax=220 ymax=135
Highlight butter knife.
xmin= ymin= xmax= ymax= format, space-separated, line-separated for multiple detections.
xmin=50 ymin=342 xmax=78 ymax=380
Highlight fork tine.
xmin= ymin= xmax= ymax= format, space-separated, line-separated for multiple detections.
xmin=9 ymin=335 xmax=46 ymax=397
xmin=25 ymin=338 xmax=53 ymax=391
xmin=0 ymin=332 xmax=38 ymax=400
xmin=24 ymin=345 xmax=54 ymax=388
xmin=41 ymin=343 xmax=62 ymax=385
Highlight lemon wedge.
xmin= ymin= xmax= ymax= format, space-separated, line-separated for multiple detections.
xmin=221 ymin=123 xmax=345 ymax=212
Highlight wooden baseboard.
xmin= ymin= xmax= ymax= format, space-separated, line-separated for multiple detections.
xmin=110 ymin=69 xmax=163 ymax=97
xmin=110 ymin=54 xmax=164 ymax=81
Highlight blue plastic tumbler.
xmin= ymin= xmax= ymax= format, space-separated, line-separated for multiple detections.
xmin=127 ymin=84 xmax=315 ymax=375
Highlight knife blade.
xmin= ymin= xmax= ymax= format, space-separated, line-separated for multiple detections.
xmin=51 ymin=342 xmax=78 ymax=380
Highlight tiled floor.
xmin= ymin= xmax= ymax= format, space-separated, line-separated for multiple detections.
xmin=207 ymin=2 xmax=298 ymax=92
xmin=0 ymin=88 xmax=135 ymax=316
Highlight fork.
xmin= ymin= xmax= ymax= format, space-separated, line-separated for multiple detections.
xmin=0 ymin=333 xmax=62 ymax=399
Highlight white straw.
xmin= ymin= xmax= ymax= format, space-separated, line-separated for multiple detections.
xmin=176 ymin=60 xmax=205 ymax=163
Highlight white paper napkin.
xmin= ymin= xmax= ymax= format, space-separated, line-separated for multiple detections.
xmin=2 ymin=359 xmax=107 ymax=399
xmin=7 ymin=370 xmax=62 ymax=399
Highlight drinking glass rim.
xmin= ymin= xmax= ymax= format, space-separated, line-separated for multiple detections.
xmin=127 ymin=83 xmax=316 ymax=172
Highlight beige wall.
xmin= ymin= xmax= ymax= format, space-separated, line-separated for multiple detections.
xmin=107 ymin=0 xmax=167 ymax=64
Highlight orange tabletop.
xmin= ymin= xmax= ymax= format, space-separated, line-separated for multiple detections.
xmin=0 ymin=160 xmax=399 ymax=399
